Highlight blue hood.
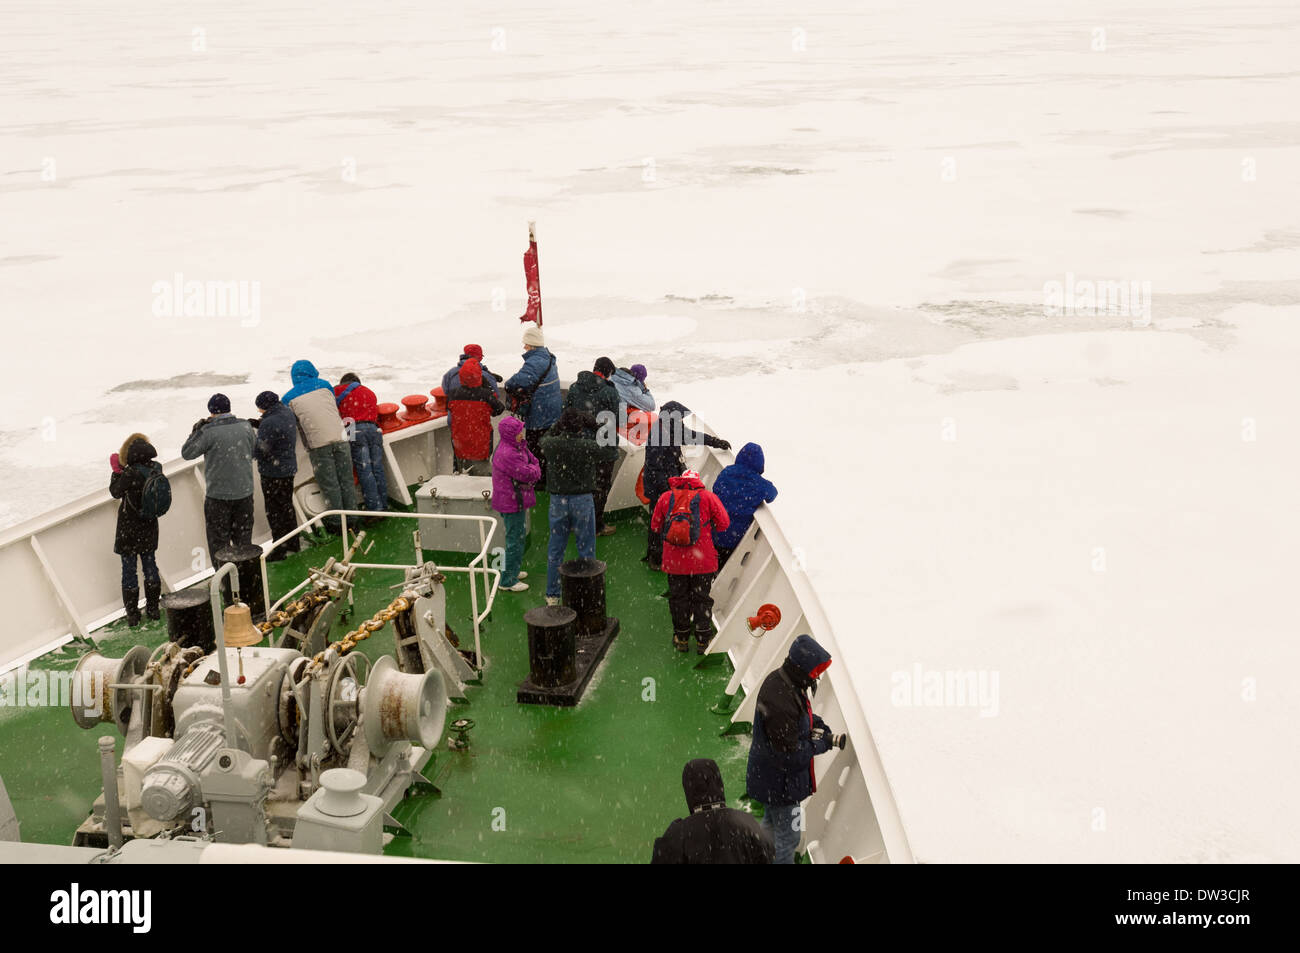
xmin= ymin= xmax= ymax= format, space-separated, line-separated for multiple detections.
xmin=736 ymin=442 xmax=765 ymax=473
xmin=283 ymin=360 xmax=333 ymax=404
xmin=787 ymin=634 xmax=831 ymax=679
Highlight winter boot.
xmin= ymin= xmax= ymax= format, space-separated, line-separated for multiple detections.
xmin=144 ymin=579 xmax=162 ymax=621
xmin=695 ymin=628 xmax=713 ymax=655
xmin=122 ymin=587 xmax=141 ymax=628
xmin=673 ymin=631 xmax=690 ymax=653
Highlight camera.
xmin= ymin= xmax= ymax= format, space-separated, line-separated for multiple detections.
xmin=811 ymin=728 xmax=847 ymax=751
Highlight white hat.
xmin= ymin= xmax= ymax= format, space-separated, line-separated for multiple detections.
xmin=522 ymin=325 xmax=545 ymax=347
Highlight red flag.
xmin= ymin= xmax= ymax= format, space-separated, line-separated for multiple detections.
xmin=518 ymin=221 xmax=542 ymax=326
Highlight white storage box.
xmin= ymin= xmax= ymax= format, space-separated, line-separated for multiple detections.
xmin=414 ymin=474 xmax=524 ymax=554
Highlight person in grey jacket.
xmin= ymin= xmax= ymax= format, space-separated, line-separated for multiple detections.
xmin=181 ymin=393 xmax=256 ymax=567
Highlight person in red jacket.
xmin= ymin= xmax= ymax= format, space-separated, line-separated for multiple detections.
xmin=334 ymin=372 xmax=388 ymax=514
xmin=446 ymin=359 xmax=504 ymax=473
xmin=649 ymin=469 xmax=731 ymax=653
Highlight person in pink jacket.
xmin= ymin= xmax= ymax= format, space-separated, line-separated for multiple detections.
xmin=491 ymin=416 xmax=541 ymax=592
xmin=650 ymin=469 xmax=731 ymax=652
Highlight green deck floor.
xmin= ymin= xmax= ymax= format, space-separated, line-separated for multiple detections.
xmin=0 ymin=494 xmax=752 ymax=863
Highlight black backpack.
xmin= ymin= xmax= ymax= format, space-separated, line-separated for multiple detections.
xmin=135 ymin=462 xmax=172 ymax=519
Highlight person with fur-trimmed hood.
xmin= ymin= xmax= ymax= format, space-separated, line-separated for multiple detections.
xmin=650 ymin=468 xmax=730 ymax=652
xmin=643 ymin=401 xmax=730 ymax=570
xmin=110 ymin=433 xmax=163 ymax=626
xmin=651 ymin=758 xmax=774 ymax=864
xmin=746 ymin=634 xmax=844 ymax=864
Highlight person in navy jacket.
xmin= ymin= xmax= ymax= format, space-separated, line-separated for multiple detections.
xmin=711 ymin=442 xmax=778 ymax=569
xmin=252 ymin=391 xmax=299 ymax=560
xmin=505 ymin=325 xmax=562 ymax=482
xmin=746 ymin=635 xmax=843 ymax=864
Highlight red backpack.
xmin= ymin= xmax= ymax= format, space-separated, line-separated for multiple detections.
xmin=661 ymin=489 xmax=702 ymax=546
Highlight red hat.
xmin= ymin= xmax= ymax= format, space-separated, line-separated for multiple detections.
xmin=458 ymin=359 xmax=483 ymax=387
xmin=463 ymin=344 xmax=483 ymax=360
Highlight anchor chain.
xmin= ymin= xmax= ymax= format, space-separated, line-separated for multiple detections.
xmin=256 ymin=588 xmax=336 ymax=635
xmin=309 ymin=596 xmax=412 ymax=669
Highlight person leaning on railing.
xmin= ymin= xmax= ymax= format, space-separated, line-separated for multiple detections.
xmin=181 ymin=393 xmax=256 ymax=569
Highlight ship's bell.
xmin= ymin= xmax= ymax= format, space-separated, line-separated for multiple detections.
xmin=222 ymin=602 xmax=262 ymax=648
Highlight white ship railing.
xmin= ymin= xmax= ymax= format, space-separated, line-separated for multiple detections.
xmin=680 ymin=414 xmax=915 ymax=865
xmin=0 ymin=414 xmax=460 ymax=673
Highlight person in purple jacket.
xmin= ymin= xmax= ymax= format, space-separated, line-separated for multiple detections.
xmin=491 ymin=416 xmax=541 ymax=592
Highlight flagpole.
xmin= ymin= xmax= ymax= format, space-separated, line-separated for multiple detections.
xmin=529 ymin=220 xmax=542 ymax=328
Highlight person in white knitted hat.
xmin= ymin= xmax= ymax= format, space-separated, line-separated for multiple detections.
xmin=505 ymin=325 xmax=562 ymax=482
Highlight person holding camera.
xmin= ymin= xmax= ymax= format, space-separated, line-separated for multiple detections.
xmin=746 ymin=634 xmax=846 ymax=864
xmin=109 ymin=433 xmax=165 ymax=627
xmin=181 ymin=393 xmax=256 ymax=567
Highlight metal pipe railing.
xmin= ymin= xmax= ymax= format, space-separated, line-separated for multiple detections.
xmin=259 ymin=510 xmax=501 ymax=667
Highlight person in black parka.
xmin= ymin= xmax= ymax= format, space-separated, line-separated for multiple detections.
xmin=563 ymin=356 xmax=621 ymax=535
xmin=651 ymin=758 xmax=773 ymax=864
xmin=252 ymin=391 xmax=300 ymax=561
xmin=746 ymin=634 xmax=842 ymax=864
xmin=643 ymin=400 xmax=730 ymax=569
xmin=110 ymin=433 xmax=162 ymax=627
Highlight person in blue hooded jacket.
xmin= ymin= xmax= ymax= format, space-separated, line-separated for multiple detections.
xmin=282 ymin=359 xmax=356 ymax=535
xmin=711 ymin=442 xmax=778 ymax=569
xmin=504 ymin=325 xmax=562 ymax=482
xmin=746 ymin=634 xmax=843 ymax=864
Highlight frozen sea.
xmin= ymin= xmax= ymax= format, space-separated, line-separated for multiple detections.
xmin=2 ymin=0 xmax=1298 ymax=861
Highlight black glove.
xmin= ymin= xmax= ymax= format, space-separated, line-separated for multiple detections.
xmin=192 ymin=419 xmax=208 ymax=433
xmin=492 ymin=372 xmax=504 ymax=383
xmin=248 ymin=417 xmax=260 ymax=429
xmin=717 ymin=439 xmax=731 ymax=451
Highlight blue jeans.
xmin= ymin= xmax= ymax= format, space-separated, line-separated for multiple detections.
xmin=349 ymin=421 xmax=388 ymax=512
xmin=546 ymin=494 xmax=594 ymax=597
xmin=501 ymin=510 xmax=527 ymax=586
xmin=760 ymin=802 xmax=803 ymax=865
xmin=121 ymin=552 xmax=160 ymax=590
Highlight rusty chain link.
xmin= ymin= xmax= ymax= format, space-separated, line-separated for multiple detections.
xmin=256 ymin=588 xmax=336 ymax=634
xmin=309 ymin=596 xmax=411 ymax=669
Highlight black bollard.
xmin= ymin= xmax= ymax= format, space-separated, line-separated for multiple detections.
xmin=559 ymin=558 xmax=608 ymax=636
xmin=215 ymin=543 xmax=267 ymax=623
xmin=162 ymin=587 xmax=216 ymax=653
xmin=523 ymin=605 xmax=577 ymax=687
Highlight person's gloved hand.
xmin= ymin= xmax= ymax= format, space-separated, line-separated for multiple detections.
xmin=248 ymin=417 xmax=260 ymax=429
xmin=717 ymin=440 xmax=731 ymax=451
xmin=109 ymin=453 xmax=122 ymax=473
xmin=192 ymin=418 xmax=207 ymax=433
xmin=492 ymin=372 xmax=504 ymax=383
